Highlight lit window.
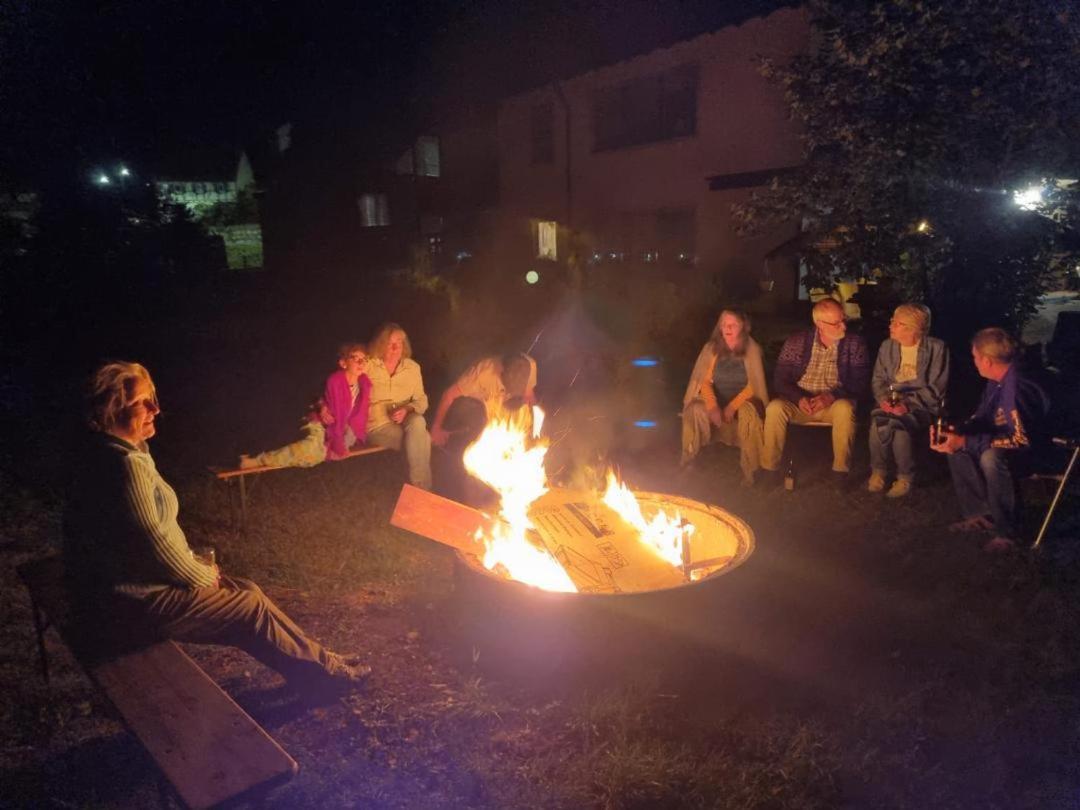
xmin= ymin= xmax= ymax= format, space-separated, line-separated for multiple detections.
xmin=537 ymin=221 xmax=557 ymax=260
xmin=358 ymin=193 xmax=390 ymax=227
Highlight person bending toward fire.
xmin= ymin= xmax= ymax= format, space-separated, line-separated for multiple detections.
xmin=430 ymin=352 xmax=538 ymax=504
xmin=931 ymin=327 xmax=1050 ymax=552
xmin=65 ymin=361 xmax=371 ymax=697
xmin=238 ymin=342 xmax=372 ymax=470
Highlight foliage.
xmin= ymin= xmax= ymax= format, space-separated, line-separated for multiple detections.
xmin=200 ymin=186 xmax=260 ymax=227
xmin=734 ymin=0 xmax=1080 ymax=337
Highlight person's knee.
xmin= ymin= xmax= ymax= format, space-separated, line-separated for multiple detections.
xmin=831 ymin=398 xmax=855 ymax=420
xmin=765 ymin=399 xmax=789 ymax=421
xmin=404 ymin=413 xmax=428 ymax=433
xmin=979 ymin=449 xmax=1008 ymax=475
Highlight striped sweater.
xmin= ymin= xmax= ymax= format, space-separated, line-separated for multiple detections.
xmin=64 ymin=433 xmax=218 ymax=596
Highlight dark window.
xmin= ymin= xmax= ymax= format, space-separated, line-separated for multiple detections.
xmin=530 ymin=101 xmax=554 ymax=164
xmin=592 ymin=64 xmax=698 ymax=152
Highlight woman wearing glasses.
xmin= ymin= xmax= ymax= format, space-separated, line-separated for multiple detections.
xmin=238 ymin=342 xmax=371 ymax=469
xmin=867 ymin=304 xmax=950 ymax=497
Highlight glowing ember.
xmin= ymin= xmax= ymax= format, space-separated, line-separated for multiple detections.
xmin=463 ymin=405 xmax=577 ymax=592
xmin=602 ymin=471 xmax=695 ymax=568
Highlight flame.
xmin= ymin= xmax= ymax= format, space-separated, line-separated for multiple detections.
xmin=463 ymin=405 xmax=577 ymax=592
xmin=602 ymin=471 xmax=695 ymax=568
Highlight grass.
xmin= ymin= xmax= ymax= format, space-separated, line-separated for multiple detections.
xmin=2 ymin=381 xmax=1080 ymax=807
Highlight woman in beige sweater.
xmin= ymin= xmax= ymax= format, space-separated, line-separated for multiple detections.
xmin=681 ymin=309 xmax=770 ymax=485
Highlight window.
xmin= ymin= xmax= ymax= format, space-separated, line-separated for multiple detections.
xmin=358 ymin=193 xmax=390 ymax=227
xmin=592 ymin=64 xmax=698 ymax=152
xmin=415 ymin=136 xmax=440 ymax=177
xmin=531 ymin=101 xmax=554 ymax=164
xmin=537 ymin=220 xmax=557 ymax=260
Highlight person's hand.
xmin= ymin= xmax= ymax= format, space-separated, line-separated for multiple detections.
xmin=391 ymin=406 xmax=408 ymax=424
xmin=930 ymin=430 xmax=965 ymax=454
xmin=721 ymin=403 xmax=738 ymax=423
xmin=319 ymin=404 xmax=334 ymax=425
xmin=891 ymin=402 xmax=908 ymax=416
xmin=707 ymin=406 xmax=724 ymax=427
xmin=431 ymin=425 xmax=450 ymax=447
xmin=798 ymin=397 xmax=814 ymax=415
xmin=810 ymin=392 xmax=835 ymax=412
xmin=879 ymin=400 xmax=897 ymax=415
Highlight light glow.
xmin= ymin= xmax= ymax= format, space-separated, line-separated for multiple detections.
xmin=602 ymin=472 xmax=695 ymax=568
xmin=1013 ymin=185 xmax=1044 ymax=211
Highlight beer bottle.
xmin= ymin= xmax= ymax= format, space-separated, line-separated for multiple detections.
xmin=933 ymin=398 xmax=948 ymax=445
xmin=784 ymin=457 xmax=796 ymax=491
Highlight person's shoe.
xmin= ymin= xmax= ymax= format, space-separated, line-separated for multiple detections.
xmin=867 ymin=471 xmax=886 ymax=493
xmin=983 ymin=536 xmax=1017 ymax=553
xmin=949 ymin=515 xmax=995 ymax=533
xmin=758 ymin=468 xmax=782 ymax=491
xmin=886 ymin=478 xmax=912 ymax=499
xmin=832 ymin=471 xmax=853 ymax=491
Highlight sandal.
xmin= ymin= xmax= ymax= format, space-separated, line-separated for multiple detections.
xmin=948 ymin=515 xmax=994 ymax=533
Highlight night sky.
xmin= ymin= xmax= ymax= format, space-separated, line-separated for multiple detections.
xmin=1 ymin=0 xmax=792 ymax=184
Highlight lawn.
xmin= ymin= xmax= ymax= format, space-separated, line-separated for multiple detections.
xmin=3 ymin=403 xmax=1079 ymax=808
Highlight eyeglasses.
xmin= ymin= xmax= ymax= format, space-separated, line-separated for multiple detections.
xmin=817 ymin=317 xmax=846 ymax=328
xmin=890 ymin=319 xmax=916 ymax=329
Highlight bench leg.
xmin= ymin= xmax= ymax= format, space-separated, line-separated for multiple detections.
xmin=1033 ymin=445 xmax=1079 ymax=550
xmin=239 ymin=474 xmax=248 ymax=532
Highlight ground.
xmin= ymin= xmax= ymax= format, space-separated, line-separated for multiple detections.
xmin=2 ymin=408 xmax=1079 ymax=808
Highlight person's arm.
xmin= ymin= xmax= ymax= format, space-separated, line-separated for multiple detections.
xmin=123 ymin=457 xmax=217 ymax=588
xmin=833 ymin=335 xmax=871 ymax=402
xmin=990 ymin=376 xmax=1048 ymax=451
xmin=430 ymin=383 xmax=463 ymax=446
xmin=352 ymin=375 xmax=372 ymax=445
xmin=871 ymin=342 xmax=892 ymax=406
xmin=403 ymin=361 xmax=429 ymax=416
xmin=773 ymin=334 xmax=808 ymax=403
xmin=723 ymin=384 xmax=754 ymax=421
xmin=323 ymin=372 xmax=349 ymax=459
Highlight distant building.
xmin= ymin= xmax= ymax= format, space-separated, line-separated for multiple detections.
xmin=154 ymin=151 xmax=263 ymax=269
xmin=491 ymin=5 xmax=810 ymax=305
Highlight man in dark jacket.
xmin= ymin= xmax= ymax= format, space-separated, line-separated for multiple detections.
xmin=932 ymin=328 xmax=1050 ymax=551
xmin=762 ymin=298 xmax=870 ymax=483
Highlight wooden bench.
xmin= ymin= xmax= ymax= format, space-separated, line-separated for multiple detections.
xmin=18 ymin=555 xmax=298 ymax=810
xmin=211 ymin=445 xmax=389 ymax=528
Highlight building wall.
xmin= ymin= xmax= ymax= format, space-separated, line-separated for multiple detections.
xmin=494 ymin=6 xmax=809 ymax=300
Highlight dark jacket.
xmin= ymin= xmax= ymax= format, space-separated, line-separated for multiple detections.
xmin=773 ymin=328 xmax=871 ymax=404
xmin=959 ymin=365 xmax=1050 ymax=458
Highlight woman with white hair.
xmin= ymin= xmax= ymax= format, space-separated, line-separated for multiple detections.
xmin=868 ymin=303 xmax=950 ymax=497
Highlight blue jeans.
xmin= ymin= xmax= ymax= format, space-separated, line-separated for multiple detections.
xmin=947 ymin=448 xmax=1017 ymax=538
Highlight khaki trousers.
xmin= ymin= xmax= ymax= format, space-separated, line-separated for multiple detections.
xmin=139 ymin=575 xmax=335 ymax=685
xmin=681 ymin=399 xmax=764 ymax=482
xmin=762 ymin=397 xmax=856 ymax=473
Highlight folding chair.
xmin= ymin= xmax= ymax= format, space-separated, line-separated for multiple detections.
xmin=1032 ymin=436 xmax=1080 ymax=550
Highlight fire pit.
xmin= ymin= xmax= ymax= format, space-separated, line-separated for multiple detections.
xmin=389 ymin=405 xmax=757 ymax=674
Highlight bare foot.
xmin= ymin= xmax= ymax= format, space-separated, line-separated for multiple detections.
xmin=238 ymin=454 xmax=259 ymax=470
xmin=948 ymin=515 xmax=994 ymax=533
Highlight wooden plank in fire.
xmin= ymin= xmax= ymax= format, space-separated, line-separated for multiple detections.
xmin=389 ymin=484 xmax=687 ymax=594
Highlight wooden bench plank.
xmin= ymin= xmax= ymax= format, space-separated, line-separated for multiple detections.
xmin=212 ymin=445 xmax=388 ymax=480
xmin=92 ymin=643 xmax=298 ymax=810
xmin=18 ymin=556 xmax=298 ymax=810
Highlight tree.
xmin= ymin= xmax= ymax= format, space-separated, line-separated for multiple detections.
xmin=734 ymin=0 xmax=1080 ymax=341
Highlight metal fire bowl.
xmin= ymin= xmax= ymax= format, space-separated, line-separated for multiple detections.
xmin=456 ymin=491 xmax=755 ymax=597
xmin=449 ymin=492 xmax=756 ymax=676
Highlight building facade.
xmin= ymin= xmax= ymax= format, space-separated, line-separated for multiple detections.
xmin=491 ymin=6 xmax=809 ymax=304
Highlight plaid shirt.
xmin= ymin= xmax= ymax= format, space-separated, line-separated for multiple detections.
xmin=797 ymin=336 xmax=839 ymax=394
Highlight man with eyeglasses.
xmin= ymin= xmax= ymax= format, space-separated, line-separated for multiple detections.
xmin=762 ymin=298 xmax=870 ymax=487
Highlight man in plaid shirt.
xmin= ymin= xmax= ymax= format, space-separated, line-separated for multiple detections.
xmin=762 ymin=298 xmax=870 ymax=484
